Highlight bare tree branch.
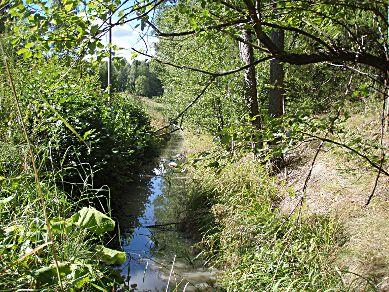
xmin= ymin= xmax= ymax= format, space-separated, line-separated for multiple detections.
xmin=131 ymin=48 xmax=272 ymax=77
xmin=301 ymin=132 xmax=389 ymax=176
xmin=147 ymin=18 xmax=249 ymax=37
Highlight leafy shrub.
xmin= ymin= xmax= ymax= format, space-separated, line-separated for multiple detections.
xmin=6 ymin=59 xmax=157 ymax=192
xmin=134 ymin=75 xmax=150 ymax=96
xmin=0 ymin=172 xmax=125 ymax=290
xmin=0 ymin=56 xmax=157 ymax=290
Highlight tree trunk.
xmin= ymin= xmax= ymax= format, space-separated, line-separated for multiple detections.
xmin=239 ymin=29 xmax=261 ymax=129
xmin=269 ymin=29 xmax=285 ymax=117
xmin=385 ymin=71 xmax=388 ymax=130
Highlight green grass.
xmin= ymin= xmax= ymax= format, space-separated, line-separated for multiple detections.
xmin=162 ymin=146 xmax=345 ymax=291
xmin=285 ymin=99 xmax=389 ymax=290
xmin=0 ymin=160 xmax=122 ymax=290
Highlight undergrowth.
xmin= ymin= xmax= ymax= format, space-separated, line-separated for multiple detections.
xmin=0 ymin=169 xmax=122 ymax=290
xmin=0 ymin=51 xmax=157 ymax=289
xmin=166 ymin=143 xmax=346 ymax=291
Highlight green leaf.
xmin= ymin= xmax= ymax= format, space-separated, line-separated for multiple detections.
xmin=69 ymin=263 xmax=93 ymax=288
xmin=50 ymin=217 xmax=72 ymax=234
xmin=69 ymin=207 xmax=115 ymax=235
xmin=131 ymin=52 xmax=138 ymax=60
xmin=83 ymin=129 xmax=96 ymax=140
xmin=90 ymin=24 xmax=99 ymax=35
xmin=65 ymin=3 xmax=74 ymax=12
xmin=17 ymin=48 xmax=32 ymax=59
xmin=23 ymin=50 xmax=32 ymax=59
xmin=95 ymin=245 xmax=126 ymax=265
xmin=34 ymin=262 xmax=71 ymax=285
xmin=16 ymin=48 xmax=27 ymax=55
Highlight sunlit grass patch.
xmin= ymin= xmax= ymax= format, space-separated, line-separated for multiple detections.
xmin=165 ymin=148 xmax=344 ymax=290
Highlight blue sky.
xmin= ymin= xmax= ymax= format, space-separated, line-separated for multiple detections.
xmin=104 ymin=21 xmax=157 ymax=61
xmin=27 ymin=0 xmax=158 ymax=61
xmin=101 ymin=1 xmax=158 ymax=61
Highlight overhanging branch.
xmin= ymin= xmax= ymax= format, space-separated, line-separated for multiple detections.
xmin=302 ymin=132 xmax=389 ymax=177
xmin=242 ymin=0 xmax=389 ymax=72
xmin=131 ymin=48 xmax=272 ymax=77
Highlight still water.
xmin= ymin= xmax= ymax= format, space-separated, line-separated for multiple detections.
xmin=113 ymin=134 xmax=217 ymax=291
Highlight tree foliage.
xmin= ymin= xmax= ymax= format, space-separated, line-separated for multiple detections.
xmin=150 ymin=0 xmax=387 ymax=161
xmin=98 ymin=58 xmax=163 ymax=97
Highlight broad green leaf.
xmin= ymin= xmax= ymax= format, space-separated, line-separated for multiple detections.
xmin=34 ymin=262 xmax=71 ymax=285
xmin=69 ymin=207 xmax=115 ymax=235
xmin=95 ymin=245 xmax=126 ymax=265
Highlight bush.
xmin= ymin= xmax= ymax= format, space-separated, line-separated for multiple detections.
xmin=5 ymin=59 xmax=157 ymax=192
xmin=134 ymin=75 xmax=150 ymax=96
xmin=0 ymin=56 xmax=158 ymax=290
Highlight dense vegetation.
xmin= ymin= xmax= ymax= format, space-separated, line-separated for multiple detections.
xmin=1 ymin=0 xmax=388 ymax=291
xmin=0 ymin=3 xmax=159 ymax=290
xmin=99 ymin=58 xmax=163 ymax=97
xmin=152 ymin=0 xmax=388 ymax=290
xmin=0 ymin=54 xmax=159 ymax=289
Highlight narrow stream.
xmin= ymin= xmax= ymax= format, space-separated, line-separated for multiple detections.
xmin=113 ymin=133 xmax=216 ymax=291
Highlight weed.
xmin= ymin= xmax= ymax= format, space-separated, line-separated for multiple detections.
xmin=164 ymin=145 xmax=345 ymax=291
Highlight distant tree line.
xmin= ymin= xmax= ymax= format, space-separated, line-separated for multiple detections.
xmin=98 ymin=58 xmax=163 ymax=97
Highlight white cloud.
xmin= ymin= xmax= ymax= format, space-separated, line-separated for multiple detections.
xmin=102 ymin=22 xmax=158 ymax=62
xmin=82 ymin=2 xmax=158 ymax=62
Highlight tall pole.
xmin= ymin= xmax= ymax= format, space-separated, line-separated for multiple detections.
xmin=108 ymin=13 xmax=112 ymax=102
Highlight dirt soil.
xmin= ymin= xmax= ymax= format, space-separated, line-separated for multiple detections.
xmin=280 ymin=133 xmax=388 ymax=291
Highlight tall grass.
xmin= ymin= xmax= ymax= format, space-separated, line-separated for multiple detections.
xmin=165 ymin=148 xmax=346 ymax=291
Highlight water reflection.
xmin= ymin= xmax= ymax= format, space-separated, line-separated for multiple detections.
xmin=112 ymin=134 xmax=217 ymax=291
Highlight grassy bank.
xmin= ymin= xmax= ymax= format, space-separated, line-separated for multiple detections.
xmin=164 ymin=99 xmax=387 ymax=291
xmin=170 ymin=136 xmax=343 ymax=290
xmin=0 ymin=56 xmax=159 ymax=290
